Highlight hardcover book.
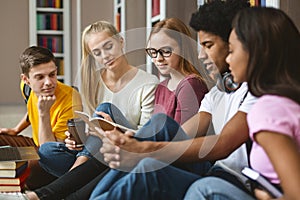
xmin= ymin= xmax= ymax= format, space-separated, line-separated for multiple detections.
xmin=0 ymin=162 xmax=28 ymax=178
xmin=0 ymin=161 xmax=27 ymax=170
xmin=0 ymin=167 xmax=30 ymax=186
xmin=0 ymin=146 xmax=39 ymax=162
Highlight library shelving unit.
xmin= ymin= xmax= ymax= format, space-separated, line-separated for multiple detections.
xmin=250 ymin=0 xmax=280 ymax=7
xmin=29 ymin=0 xmax=71 ymax=85
xmin=146 ymin=0 xmax=166 ymax=75
xmin=114 ymin=0 xmax=126 ymax=33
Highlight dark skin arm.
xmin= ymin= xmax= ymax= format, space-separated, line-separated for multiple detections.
xmin=254 ymin=132 xmax=300 ymax=200
xmin=101 ymin=111 xmax=249 ymax=169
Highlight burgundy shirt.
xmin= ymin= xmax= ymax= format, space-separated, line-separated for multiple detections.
xmin=153 ymin=74 xmax=208 ymax=124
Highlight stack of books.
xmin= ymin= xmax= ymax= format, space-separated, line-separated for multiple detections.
xmin=0 ymin=161 xmax=30 ymax=192
xmin=0 ymin=146 xmax=40 ymax=193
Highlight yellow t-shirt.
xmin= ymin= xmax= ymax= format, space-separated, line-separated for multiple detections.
xmin=22 ymin=81 xmax=83 ymax=146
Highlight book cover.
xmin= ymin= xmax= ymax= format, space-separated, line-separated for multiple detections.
xmin=0 ymin=146 xmax=39 ymax=162
xmin=75 ymin=111 xmax=137 ymax=138
xmin=241 ymin=167 xmax=283 ymax=198
xmin=0 ymin=167 xmax=30 ymax=186
xmin=0 ymin=161 xmax=27 ymax=170
xmin=0 ymin=162 xmax=28 ymax=178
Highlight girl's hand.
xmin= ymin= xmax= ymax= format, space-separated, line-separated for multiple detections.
xmin=254 ymin=188 xmax=272 ymax=200
xmin=95 ymin=111 xmax=113 ymax=122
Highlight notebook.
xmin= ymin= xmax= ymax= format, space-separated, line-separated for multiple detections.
xmin=0 ymin=146 xmax=40 ymax=162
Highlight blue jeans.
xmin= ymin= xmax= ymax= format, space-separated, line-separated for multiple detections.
xmin=90 ymin=113 xmax=212 ymax=200
xmin=184 ymin=177 xmax=255 ymax=200
xmin=90 ymin=158 xmax=207 ymax=200
xmin=39 ymin=102 xmax=132 ymax=177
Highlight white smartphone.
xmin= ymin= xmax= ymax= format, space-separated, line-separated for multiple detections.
xmin=241 ymin=167 xmax=283 ymax=198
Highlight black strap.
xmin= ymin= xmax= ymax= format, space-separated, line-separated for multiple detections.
xmin=238 ymin=90 xmax=253 ymax=167
xmin=22 ymin=84 xmax=31 ymax=104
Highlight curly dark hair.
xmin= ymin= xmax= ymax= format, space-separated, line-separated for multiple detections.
xmin=189 ymin=0 xmax=250 ymax=42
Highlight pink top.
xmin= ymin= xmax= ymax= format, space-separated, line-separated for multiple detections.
xmin=248 ymin=95 xmax=300 ymax=184
xmin=153 ymin=74 xmax=208 ymax=124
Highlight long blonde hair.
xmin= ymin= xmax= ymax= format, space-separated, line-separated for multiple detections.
xmin=80 ymin=21 xmax=121 ymax=114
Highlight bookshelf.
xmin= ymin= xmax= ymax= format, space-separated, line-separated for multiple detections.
xmin=146 ymin=0 xmax=166 ymax=75
xmin=114 ymin=0 xmax=126 ymax=33
xmin=29 ymin=0 xmax=71 ymax=85
xmin=250 ymin=0 xmax=280 ymax=8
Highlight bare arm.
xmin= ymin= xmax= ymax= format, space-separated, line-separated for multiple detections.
xmin=151 ymin=111 xmax=249 ymax=162
xmin=255 ymin=132 xmax=300 ymax=200
xmin=102 ymin=111 xmax=249 ymax=168
xmin=0 ymin=113 xmax=30 ymax=135
xmin=38 ymin=95 xmax=58 ymax=145
xmin=181 ymin=111 xmax=212 ymax=138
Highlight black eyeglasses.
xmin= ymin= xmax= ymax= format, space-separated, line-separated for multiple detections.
xmin=145 ymin=47 xmax=173 ymax=58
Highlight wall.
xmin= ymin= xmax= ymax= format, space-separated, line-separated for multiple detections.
xmin=0 ymin=0 xmax=29 ymax=105
xmin=281 ymin=0 xmax=300 ymax=30
xmin=0 ymin=0 xmax=299 ymax=105
xmin=71 ymin=0 xmax=114 ymax=87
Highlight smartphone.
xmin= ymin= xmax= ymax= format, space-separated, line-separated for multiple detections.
xmin=241 ymin=167 xmax=283 ymax=198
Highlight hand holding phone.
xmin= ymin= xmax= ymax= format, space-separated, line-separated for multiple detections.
xmin=241 ymin=167 xmax=283 ymax=198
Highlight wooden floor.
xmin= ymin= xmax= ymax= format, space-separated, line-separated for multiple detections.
xmin=0 ymin=104 xmax=32 ymax=137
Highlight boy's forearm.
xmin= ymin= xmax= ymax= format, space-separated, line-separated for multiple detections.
xmin=14 ymin=113 xmax=31 ymax=134
xmin=38 ymin=112 xmax=56 ymax=144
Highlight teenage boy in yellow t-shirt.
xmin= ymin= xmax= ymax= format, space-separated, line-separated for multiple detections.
xmin=0 ymin=46 xmax=82 ymax=187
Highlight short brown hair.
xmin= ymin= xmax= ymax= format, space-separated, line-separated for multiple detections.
xmin=19 ymin=46 xmax=55 ymax=76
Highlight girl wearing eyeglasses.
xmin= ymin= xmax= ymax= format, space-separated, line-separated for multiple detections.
xmin=146 ymin=18 xmax=210 ymax=125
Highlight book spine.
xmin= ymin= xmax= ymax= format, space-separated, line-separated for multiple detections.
xmin=152 ymin=0 xmax=160 ymax=17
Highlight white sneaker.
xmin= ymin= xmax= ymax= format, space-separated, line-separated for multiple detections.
xmin=0 ymin=192 xmax=28 ymax=200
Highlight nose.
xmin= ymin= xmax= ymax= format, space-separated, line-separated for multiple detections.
xmin=44 ymin=76 xmax=52 ymax=86
xmin=102 ymin=49 xmax=110 ymax=59
xmin=156 ymin=52 xmax=165 ymax=61
xmin=198 ymin=47 xmax=207 ymax=60
xmin=225 ymin=53 xmax=231 ymax=64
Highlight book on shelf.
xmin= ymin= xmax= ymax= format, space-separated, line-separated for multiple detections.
xmin=152 ymin=0 xmax=160 ymax=17
xmin=74 ymin=111 xmax=137 ymax=138
xmin=37 ymin=0 xmax=62 ymax=8
xmin=0 ymin=162 xmax=28 ymax=178
xmin=241 ymin=167 xmax=283 ymax=198
xmin=260 ymin=0 xmax=266 ymax=6
xmin=255 ymin=0 xmax=260 ymax=6
xmin=0 ymin=167 xmax=30 ymax=186
xmin=115 ymin=12 xmax=121 ymax=32
xmin=249 ymin=0 xmax=255 ymax=6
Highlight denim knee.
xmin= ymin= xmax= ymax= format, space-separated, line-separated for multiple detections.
xmin=94 ymin=102 xmax=112 ymax=117
xmin=38 ymin=142 xmax=64 ymax=155
xmin=133 ymin=158 xmax=168 ymax=173
xmin=38 ymin=142 xmax=78 ymax=177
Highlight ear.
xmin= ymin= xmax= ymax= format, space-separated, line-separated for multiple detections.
xmin=119 ymin=37 xmax=124 ymax=49
xmin=20 ymin=74 xmax=30 ymax=86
